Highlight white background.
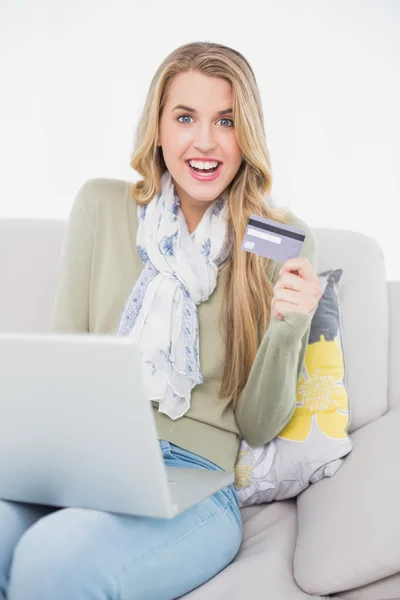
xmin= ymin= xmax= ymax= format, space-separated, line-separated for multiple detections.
xmin=1 ymin=0 xmax=399 ymax=277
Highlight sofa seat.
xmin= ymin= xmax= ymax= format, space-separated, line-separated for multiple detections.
xmin=336 ymin=572 xmax=400 ymax=599
xmin=182 ymin=500 xmax=319 ymax=599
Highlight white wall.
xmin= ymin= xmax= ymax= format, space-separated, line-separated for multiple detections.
xmin=1 ymin=0 xmax=399 ymax=277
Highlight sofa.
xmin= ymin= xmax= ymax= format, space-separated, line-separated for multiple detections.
xmin=0 ymin=217 xmax=399 ymax=600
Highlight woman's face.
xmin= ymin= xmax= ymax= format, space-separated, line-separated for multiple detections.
xmin=157 ymin=70 xmax=243 ymax=213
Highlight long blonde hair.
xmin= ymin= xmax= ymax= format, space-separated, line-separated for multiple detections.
xmin=130 ymin=42 xmax=290 ymax=405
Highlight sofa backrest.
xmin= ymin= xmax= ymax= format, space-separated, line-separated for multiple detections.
xmin=0 ymin=219 xmax=66 ymax=335
xmin=313 ymin=227 xmax=388 ymax=432
xmin=0 ymin=218 xmax=389 ymax=434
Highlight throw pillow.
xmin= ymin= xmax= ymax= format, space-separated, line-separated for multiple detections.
xmin=234 ymin=268 xmax=352 ymax=507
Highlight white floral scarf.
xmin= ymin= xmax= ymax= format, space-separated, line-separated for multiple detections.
xmin=116 ymin=169 xmax=233 ymax=419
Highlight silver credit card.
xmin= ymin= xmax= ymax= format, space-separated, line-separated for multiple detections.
xmin=242 ymin=214 xmax=306 ymax=262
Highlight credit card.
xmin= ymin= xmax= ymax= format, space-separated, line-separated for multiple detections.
xmin=241 ymin=214 xmax=306 ymax=262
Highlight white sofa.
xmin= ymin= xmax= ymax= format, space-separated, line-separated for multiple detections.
xmin=1 ymin=217 xmax=400 ymax=600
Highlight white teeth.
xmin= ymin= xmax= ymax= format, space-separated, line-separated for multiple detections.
xmin=188 ymin=160 xmax=219 ymax=170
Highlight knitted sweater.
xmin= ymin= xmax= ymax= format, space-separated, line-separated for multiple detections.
xmin=49 ymin=178 xmax=318 ymax=471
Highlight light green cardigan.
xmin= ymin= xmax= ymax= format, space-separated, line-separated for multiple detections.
xmin=49 ymin=178 xmax=318 ymax=471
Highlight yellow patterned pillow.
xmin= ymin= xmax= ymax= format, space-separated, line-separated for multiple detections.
xmin=234 ymin=269 xmax=352 ymax=507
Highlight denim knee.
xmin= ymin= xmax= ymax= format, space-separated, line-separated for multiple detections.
xmin=8 ymin=508 xmax=114 ymax=600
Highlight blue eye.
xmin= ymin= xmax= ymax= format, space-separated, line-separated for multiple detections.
xmin=218 ymin=118 xmax=234 ymax=128
xmin=177 ymin=115 xmax=193 ymax=124
xmin=177 ymin=115 xmax=234 ymax=127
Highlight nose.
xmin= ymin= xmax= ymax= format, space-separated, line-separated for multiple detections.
xmin=193 ymin=122 xmax=217 ymax=153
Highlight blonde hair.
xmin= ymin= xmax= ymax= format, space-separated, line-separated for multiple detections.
xmin=130 ymin=41 xmax=290 ymax=405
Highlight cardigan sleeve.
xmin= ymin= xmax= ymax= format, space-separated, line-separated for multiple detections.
xmin=48 ymin=181 xmax=96 ymax=334
xmin=234 ymin=234 xmax=318 ymax=447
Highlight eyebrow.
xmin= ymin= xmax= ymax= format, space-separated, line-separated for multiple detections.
xmin=171 ymin=104 xmax=233 ymax=116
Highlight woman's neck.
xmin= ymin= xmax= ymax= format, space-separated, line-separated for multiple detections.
xmin=180 ymin=202 xmax=209 ymax=235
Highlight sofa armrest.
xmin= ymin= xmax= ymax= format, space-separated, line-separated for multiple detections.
xmin=388 ymin=281 xmax=400 ymax=411
xmin=293 ymin=407 xmax=400 ymax=596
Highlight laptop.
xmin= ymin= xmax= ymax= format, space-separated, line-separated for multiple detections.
xmin=0 ymin=332 xmax=234 ymax=519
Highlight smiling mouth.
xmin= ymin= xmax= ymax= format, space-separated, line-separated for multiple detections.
xmin=186 ymin=161 xmax=221 ymax=174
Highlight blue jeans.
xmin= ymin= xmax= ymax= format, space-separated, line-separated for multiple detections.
xmin=0 ymin=441 xmax=242 ymax=600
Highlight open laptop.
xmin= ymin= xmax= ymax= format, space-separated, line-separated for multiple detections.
xmin=0 ymin=332 xmax=234 ymax=519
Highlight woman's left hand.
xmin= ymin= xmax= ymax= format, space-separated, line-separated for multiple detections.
xmin=271 ymin=256 xmax=322 ymax=320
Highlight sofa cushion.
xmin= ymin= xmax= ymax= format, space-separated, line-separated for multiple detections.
xmin=337 ymin=571 xmax=400 ymax=599
xmin=182 ymin=501 xmax=318 ymax=599
xmin=294 ymin=407 xmax=400 ymax=596
xmin=234 ymin=268 xmax=352 ymax=507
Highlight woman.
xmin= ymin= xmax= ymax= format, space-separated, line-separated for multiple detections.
xmin=0 ymin=41 xmax=321 ymax=600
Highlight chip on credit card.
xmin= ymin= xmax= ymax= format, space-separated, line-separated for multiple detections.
xmin=241 ymin=214 xmax=306 ymax=262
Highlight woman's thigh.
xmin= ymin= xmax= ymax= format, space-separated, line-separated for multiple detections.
xmin=0 ymin=500 xmax=56 ymax=599
xmin=8 ymin=443 xmax=242 ymax=600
